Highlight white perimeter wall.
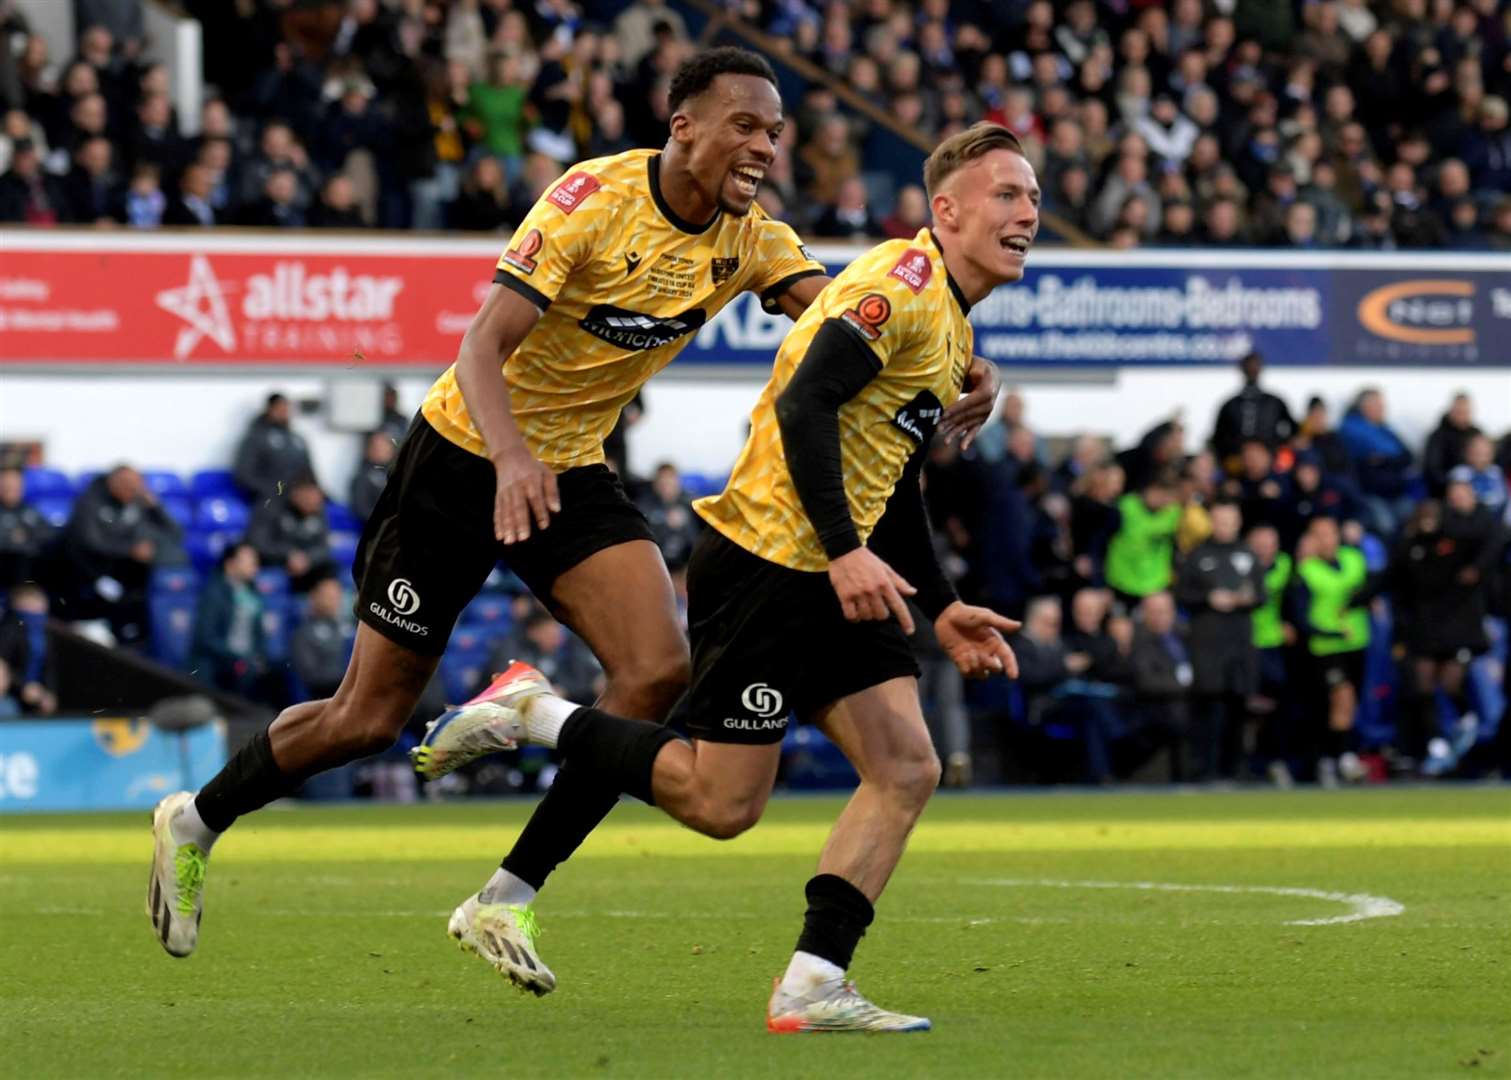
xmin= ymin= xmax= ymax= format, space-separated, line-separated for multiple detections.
xmin=3 ymin=367 xmax=1508 ymax=495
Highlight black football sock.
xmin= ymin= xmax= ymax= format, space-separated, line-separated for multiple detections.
xmin=554 ymin=707 xmax=681 ymax=806
xmin=500 ymin=760 xmax=623 ymax=891
xmin=195 ymin=728 xmax=305 ymax=833
xmin=794 ymin=873 xmax=875 ymax=972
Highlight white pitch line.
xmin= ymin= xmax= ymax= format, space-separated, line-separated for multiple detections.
xmin=962 ymin=878 xmax=1405 ymax=926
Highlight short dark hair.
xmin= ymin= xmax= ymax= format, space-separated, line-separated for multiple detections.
xmin=667 ymin=47 xmax=778 ymax=115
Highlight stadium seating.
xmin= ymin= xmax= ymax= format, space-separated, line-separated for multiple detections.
xmin=141 ymin=471 xmax=189 ymax=499
xmin=195 ymin=496 xmax=251 ymax=532
xmin=326 ymin=503 xmax=360 ymax=533
xmin=21 ymin=467 xmax=73 ymax=499
xmin=149 ymin=592 xmax=197 ymax=669
xmin=190 ymin=470 xmax=240 ymax=499
xmin=30 ymin=496 xmax=74 ymax=528
xmin=440 ymin=627 xmax=492 ymax=704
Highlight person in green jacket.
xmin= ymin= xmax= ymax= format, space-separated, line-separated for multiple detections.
xmin=1285 ymin=516 xmax=1378 ymax=787
xmin=1104 ymin=472 xmax=1182 ymax=608
xmin=463 ymin=52 xmax=530 ymax=181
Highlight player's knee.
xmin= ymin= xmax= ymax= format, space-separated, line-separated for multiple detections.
xmin=877 ymin=748 xmax=941 ymax=813
xmin=611 ymin=647 xmax=692 ymax=717
xmin=320 ymin=701 xmax=404 ymax=759
xmin=692 ymin=797 xmax=763 ymax=841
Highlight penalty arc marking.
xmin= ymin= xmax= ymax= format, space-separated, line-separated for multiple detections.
xmin=964 ymin=878 xmax=1405 ymax=926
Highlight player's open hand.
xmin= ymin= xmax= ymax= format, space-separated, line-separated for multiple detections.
xmin=827 ymin=548 xmax=917 ymax=634
xmin=935 ymin=601 xmax=1020 ymax=679
xmin=939 ymin=356 xmax=1000 ymax=451
xmin=492 ymin=443 xmax=561 ymax=544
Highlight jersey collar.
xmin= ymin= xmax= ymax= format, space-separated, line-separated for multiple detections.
xmin=927 ymin=229 xmax=971 ymax=316
xmin=648 ymin=154 xmax=720 ymax=235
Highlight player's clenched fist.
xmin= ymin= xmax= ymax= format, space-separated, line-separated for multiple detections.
xmin=491 ymin=443 xmax=561 ymax=544
xmin=935 ymin=601 xmax=1019 ymax=679
xmin=827 ymin=548 xmax=917 ymax=634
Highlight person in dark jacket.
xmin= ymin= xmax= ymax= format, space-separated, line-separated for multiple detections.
xmin=0 ymin=583 xmax=58 ymax=715
xmin=0 ymin=139 xmax=69 ymax=224
xmin=1290 ymin=397 xmax=1353 ymax=481
xmin=1372 ymin=495 xmax=1501 ymax=767
xmin=162 ymin=162 xmax=218 ymax=226
xmin=1338 ymin=388 xmax=1414 ymax=536
xmin=1221 ymin=439 xmax=1287 ymax=533
xmin=1421 ymin=393 xmax=1481 ymax=497
xmin=1276 ymin=452 xmax=1365 ymax=552
xmin=233 ymin=393 xmax=314 ymax=500
xmin=482 ymin=605 xmax=604 ymax=705
xmin=189 ymin=542 xmax=276 ymax=702
xmin=290 ymin=574 xmax=352 ymax=700
xmin=1210 ymin=352 xmax=1296 ymax=470
xmin=246 ymin=476 xmax=333 ymax=593
xmin=636 ymin=463 xmax=701 ymax=571
xmin=61 ymin=465 xmax=185 ymax=644
xmin=1128 ymin=590 xmax=1192 ymax=778
xmin=1175 ymin=500 xmax=1266 ymax=780
xmin=348 ymin=430 xmax=395 ymax=524
xmin=0 ymin=467 xmax=55 ymax=589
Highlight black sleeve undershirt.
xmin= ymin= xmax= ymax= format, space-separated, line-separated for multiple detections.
xmin=867 ymin=444 xmax=960 ymax=621
xmin=775 ymin=318 xmax=879 ymax=561
xmin=774 ymin=317 xmax=958 ymax=621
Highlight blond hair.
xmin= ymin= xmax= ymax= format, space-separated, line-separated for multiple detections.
xmin=923 ymin=123 xmax=1024 ymax=198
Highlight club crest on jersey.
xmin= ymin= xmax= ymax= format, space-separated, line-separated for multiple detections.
xmin=579 ymin=303 xmax=708 ymax=350
xmin=839 ymin=293 xmax=891 ymax=342
xmin=711 ymin=257 xmax=740 ymax=284
xmin=891 ymin=390 xmax=945 ymax=444
xmin=547 ymin=171 xmax=601 ymax=214
xmin=503 ymin=229 xmax=543 ymax=274
xmin=888 ymin=249 xmax=933 ymax=293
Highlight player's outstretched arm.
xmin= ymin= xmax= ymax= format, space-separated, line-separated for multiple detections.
xmin=934 ymin=602 xmax=1020 ymax=680
xmin=454 ymin=284 xmax=554 ymax=544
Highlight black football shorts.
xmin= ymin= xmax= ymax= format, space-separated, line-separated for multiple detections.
xmin=352 ymin=415 xmax=654 ymax=656
xmin=669 ymin=529 xmax=921 ymax=745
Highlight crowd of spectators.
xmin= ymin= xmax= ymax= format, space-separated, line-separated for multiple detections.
xmin=923 ymin=355 xmax=1510 ymax=787
xmin=3 ymin=365 xmax=1509 ymax=789
xmin=1 ymin=0 xmax=1507 ymax=247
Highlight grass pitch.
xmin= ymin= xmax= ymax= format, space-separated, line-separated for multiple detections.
xmin=3 ymin=787 xmax=1509 ymax=1078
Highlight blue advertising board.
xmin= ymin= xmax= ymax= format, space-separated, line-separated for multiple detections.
xmin=0 ymin=718 xmax=226 ymax=813
xmin=685 ymin=249 xmax=1511 ymax=370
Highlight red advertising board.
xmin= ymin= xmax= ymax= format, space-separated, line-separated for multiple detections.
xmin=0 ymin=233 xmax=505 ymax=367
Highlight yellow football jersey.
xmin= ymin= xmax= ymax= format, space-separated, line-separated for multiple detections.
xmin=695 ymin=228 xmax=973 ymax=571
xmin=421 ymin=148 xmax=824 ymax=469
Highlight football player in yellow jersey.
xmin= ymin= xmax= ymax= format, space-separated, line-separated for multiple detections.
xmin=420 ymin=124 xmax=1040 ymax=1030
xmin=143 ymin=48 xmax=997 ymax=965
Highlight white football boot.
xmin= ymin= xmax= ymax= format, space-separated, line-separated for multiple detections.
xmin=767 ymin=978 xmax=932 ymax=1033
xmin=411 ymin=662 xmax=549 ymax=780
xmin=146 ymin=791 xmax=209 ymax=958
xmin=448 ymin=892 xmax=556 ymax=996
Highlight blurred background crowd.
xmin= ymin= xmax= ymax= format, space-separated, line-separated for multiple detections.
xmin=1 ymin=0 xmax=1509 ymax=246
xmin=4 ymin=361 xmax=1509 ymax=791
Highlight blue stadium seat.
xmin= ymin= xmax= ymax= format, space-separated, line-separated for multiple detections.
xmin=261 ymin=595 xmax=297 ymax=663
xmin=328 ymin=531 xmax=359 ymax=570
xmin=151 ymin=567 xmax=198 ymax=595
xmin=440 ymin=628 xmax=492 ymax=703
xmin=680 ymin=472 xmax=715 ymax=498
xmin=190 ymin=469 xmax=240 ymax=499
xmin=185 ymin=529 xmax=237 ymax=573
xmin=142 ymin=470 xmax=189 ymax=498
xmin=75 ymin=469 xmax=102 ymax=492
xmin=254 ymin=568 xmax=290 ymax=597
xmin=31 ymin=495 xmax=74 ymax=527
xmin=161 ymin=496 xmax=194 ymax=529
xmin=149 ymin=593 xmax=197 ymax=669
xmin=21 ymin=467 xmax=73 ymax=499
xmin=480 ymin=565 xmax=527 ymax=593
xmin=462 ymin=593 xmax=513 ymax=629
xmin=326 ymin=502 xmax=360 ymax=533
xmin=196 ymin=495 xmax=250 ymax=531
xmin=780 ymin=726 xmax=858 ymax=789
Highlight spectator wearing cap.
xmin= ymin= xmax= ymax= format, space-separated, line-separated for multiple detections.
xmin=1339 ymin=387 xmax=1414 ymax=535
xmin=1424 ymin=393 xmax=1482 ymax=497
xmin=245 ymin=475 xmax=333 ymax=593
xmin=234 ymin=393 xmax=315 ymax=500
xmin=1211 ymin=351 xmax=1296 ymax=469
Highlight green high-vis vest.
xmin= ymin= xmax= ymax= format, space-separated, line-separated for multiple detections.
xmin=1252 ymin=552 xmax=1292 ymax=649
xmin=1104 ymin=493 xmax=1181 ymax=598
xmin=1297 ymin=547 xmax=1369 ymax=656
